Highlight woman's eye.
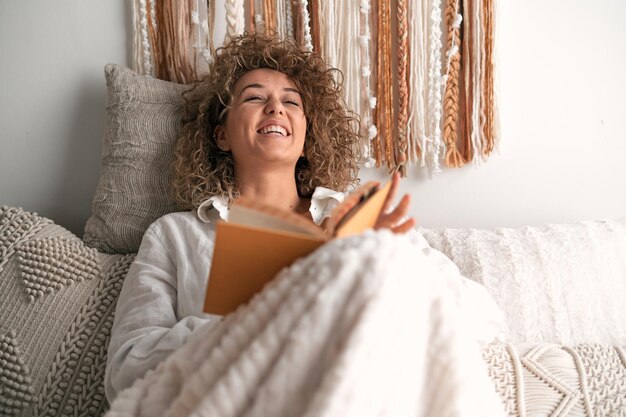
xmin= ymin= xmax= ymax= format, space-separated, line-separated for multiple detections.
xmin=245 ymin=96 xmax=262 ymax=101
xmin=285 ymin=100 xmax=300 ymax=106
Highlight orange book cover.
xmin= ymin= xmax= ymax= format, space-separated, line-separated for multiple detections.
xmin=203 ymin=180 xmax=392 ymax=315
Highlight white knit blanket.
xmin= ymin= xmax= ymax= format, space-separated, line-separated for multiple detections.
xmin=106 ymin=231 xmax=506 ymax=417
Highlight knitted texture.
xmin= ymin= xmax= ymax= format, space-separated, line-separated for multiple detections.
xmin=0 ymin=207 xmax=52 ymax=272
xmin=420 ymin=218 xmax=626 ymax=345
xmin=483 ymin=343 xmax=626 ymax=417
xmin=0 ymin=331 xmax=35 ymax=416
xmin=0 ymin=207 xmax=135 ymax=417
xmin=17 ymin=237 xmax=99 ymax=303
xmin=83 ymin=64 xmax=188 ymax=254
xmin=574 ymin=344 xmax=626 ymax=416
xmin=107 ymin=231 xmax=505 ymax=416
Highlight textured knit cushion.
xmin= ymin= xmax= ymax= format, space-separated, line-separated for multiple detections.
xmin=419 ymin=218 xmax=626 ymax=345
xmin=0 ymin=206 xmax=135 ymax=416
xmin=83 ymin=64 xmax=189 ymax=254
xmin=483 ymin=343 xmax=626 ymax=416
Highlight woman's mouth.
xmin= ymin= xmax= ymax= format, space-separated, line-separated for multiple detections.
xmin=257 ymin=124 xmax=289 ymax=136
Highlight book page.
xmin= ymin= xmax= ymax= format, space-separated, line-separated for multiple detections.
xmin=229 ymin=197 xmax=326 ymax=238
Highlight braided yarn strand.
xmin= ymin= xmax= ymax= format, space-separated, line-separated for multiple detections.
xmin=396 ymin=0 xmax=409 ymax=175
xmin=442 ymin=0 xmax=466 ymax=168
xmin=225 ymin=0 xmax=245 ymax=42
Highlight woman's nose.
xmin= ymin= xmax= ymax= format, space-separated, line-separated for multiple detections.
xmin=264 ymin=97 xmax=284 ymax=115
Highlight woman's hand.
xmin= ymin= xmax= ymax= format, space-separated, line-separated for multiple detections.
xmin=374 ymin=172 xmax=416 ymax=234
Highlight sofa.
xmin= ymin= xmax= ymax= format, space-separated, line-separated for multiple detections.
xmin=1 ymin=64 xmax=625 ymax=416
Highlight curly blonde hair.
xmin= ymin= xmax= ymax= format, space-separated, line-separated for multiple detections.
xmin=172 ymin=33 xmax=361 ymax=208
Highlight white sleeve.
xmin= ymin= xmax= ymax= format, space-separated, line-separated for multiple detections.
xmin=104 ymin=223 xmax=213 ymax=401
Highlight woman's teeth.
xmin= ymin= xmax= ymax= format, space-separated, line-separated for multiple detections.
xmin=258 ymin=125 xmax=287 ymax=136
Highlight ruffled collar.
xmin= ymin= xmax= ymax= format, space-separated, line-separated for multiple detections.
xmin=196 ymin=186 xmax=345 ymax=226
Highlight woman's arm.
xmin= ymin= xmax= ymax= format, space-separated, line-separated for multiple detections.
xmin=104 ymin=223 xmax=212 ymax=401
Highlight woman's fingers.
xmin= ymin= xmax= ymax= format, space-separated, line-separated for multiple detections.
xmin=375 ymin=193 xmax=416 ymax=233
xmin=383 ymin=172 xmax=401 ymax=213
xmin=387 ymin=194 xmax=411 ymax=223
xmin=391 ymin=218 xmax=416 ymax=234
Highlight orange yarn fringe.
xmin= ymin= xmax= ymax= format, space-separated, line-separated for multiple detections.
xmin=263 ymin=0 xmax=276 ymax=35
xmin=374 ymin=0 xmax=395 ymax=170
xmin=481 ymin=0 xmax=495 ymax=155
xmin=147 ymin=0 xmax=203 ymax=84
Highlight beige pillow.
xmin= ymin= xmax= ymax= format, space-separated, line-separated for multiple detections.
xmin=83 ymin=64 xmax=189 ymax=254
xmin=0 ymin=206 xmax=135 ymax=415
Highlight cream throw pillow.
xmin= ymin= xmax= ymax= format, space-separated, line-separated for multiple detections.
xmin=83 ymin=64 xmax=189 ymax=254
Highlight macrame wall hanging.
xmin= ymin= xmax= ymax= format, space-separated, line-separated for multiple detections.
xmin=131 ymin=0 xmax=498 ymax=176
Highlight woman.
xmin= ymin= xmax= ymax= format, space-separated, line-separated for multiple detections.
xmin=104 ymin=33 xmax=416 ymax=401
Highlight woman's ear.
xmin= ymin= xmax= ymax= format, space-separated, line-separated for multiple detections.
xmin=214 ymin=126 xmax=230 ymax=151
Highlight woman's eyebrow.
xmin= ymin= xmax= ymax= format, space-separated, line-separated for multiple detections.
xmin=239 ymin=83 xmax=301 ymax=95
xmin=239 ymin=83 xmax=263 ymax=94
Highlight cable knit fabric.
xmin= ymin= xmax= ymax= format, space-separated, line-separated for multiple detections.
xmin=106 ymin=231 xmax=507 ymax=417
xmin=0 ymin=207 xmax=135 ymax=417
xmin=483 ymin=343 xmax=626 ymax=417
xmin=419 ymin=218 xmax=626 ymax=345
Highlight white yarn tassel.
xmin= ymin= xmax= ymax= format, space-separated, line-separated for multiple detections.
xmin=131 ymin=0 xmax=142 ymax=73
xmin=300 ymin=0 xmax=314 ymax=52
xmin=426 ymin=0 xmax=444 ymax=175
xmin=225 ymin=0 xmax=245 ymax=43
xmin=285 ymin=0 xmax=294 ymax=39
xmin=139 ymin=0 xmax=156 ymax=77
xmin=408 ymin=0 xmax=429 ymax=166
xmin=276 ymin=0 xmax=286 ymax=39
xmin=359 ymin=0 xmax=376 ymax=166
xmin=317 ymin=0 xmax=367 ymax=165
xmin=470 ymin=0 xmax=484 ymax=165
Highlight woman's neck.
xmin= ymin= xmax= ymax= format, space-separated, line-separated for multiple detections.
xmin=236 ymin=168 xmax=305 ymax=214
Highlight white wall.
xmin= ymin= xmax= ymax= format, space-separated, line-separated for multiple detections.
xmin=0 ymin=1 xmax=129 ymax=234
xmin=1 ymin=1 xmax=625 ymax=235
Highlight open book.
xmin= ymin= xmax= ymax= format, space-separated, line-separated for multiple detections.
xmin=203 ymin=180 xmax=392 ymax=315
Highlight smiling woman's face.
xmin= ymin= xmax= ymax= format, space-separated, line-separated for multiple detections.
xmin=215 ymin=68 xmax=307 ymax=172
